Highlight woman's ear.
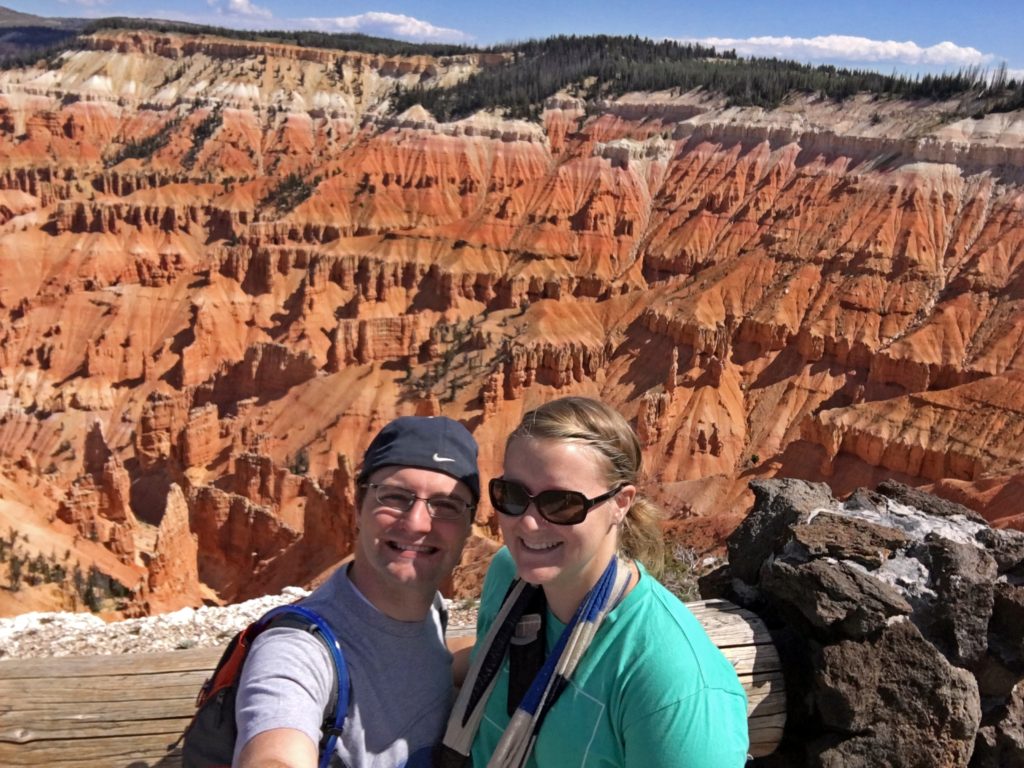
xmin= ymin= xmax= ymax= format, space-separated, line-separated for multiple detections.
xmin=613 ymin=484 xmax=636 ymax=525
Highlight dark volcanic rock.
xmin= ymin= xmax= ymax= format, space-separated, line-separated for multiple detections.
xmin=990 ymin=583 xmax=1024 ymax=674
xmin=876 ymin=479 xmax=988 ymax=524
xmin=971 ymin=681 xmax=1024 ymax=768
xmin=728 ymin=479 xmax=835 ymax=583
xmin=813 ymin=619 xmax=980 ymax=768
xmin=716 ymin=478 xmax=1024 ymax=768
xmin=791 ymin=511 xmax=910 ymax=568
xmin=914 ymin=536 xmax=997 ymax=668
xmin=761 ymin=558 xmax=911 ymax=640
xmin=975 ymin=526 xmax=1024 ymax=575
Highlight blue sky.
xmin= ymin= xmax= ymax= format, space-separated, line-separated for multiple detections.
xmin=11 ymin=0 xmax=1024 ymax=78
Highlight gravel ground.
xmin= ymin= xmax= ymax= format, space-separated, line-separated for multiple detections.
xmin=0 ymin=589 xmax=479 ymax=659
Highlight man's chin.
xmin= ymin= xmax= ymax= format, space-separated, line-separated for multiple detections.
xmin=383 ymin=557 xmax=446 ymax=588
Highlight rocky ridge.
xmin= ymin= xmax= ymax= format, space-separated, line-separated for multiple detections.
xmin=709 ymin=479 xmax=1024 ymax=768
xmin=0 ymin=29 xmax=1022 ymax=617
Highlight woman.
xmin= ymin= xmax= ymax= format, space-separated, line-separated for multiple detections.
xmin=440 ymin=397 xmax=749 ymax=767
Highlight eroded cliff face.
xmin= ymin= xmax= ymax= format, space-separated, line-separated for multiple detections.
xmin=1 ymin=30 xmax=1022 ymax=615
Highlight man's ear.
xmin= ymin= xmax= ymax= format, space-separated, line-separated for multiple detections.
xmin=353 ymin=487 xmax=367 ymax=533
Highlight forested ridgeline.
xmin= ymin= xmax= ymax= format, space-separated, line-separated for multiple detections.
xmin=2 ymin=17 xmax=1022 ymax=120
xmin=393 ymin=35 xmax=1024 ymax=119
xmin=0 ymin=16 xmax=473 ymax=68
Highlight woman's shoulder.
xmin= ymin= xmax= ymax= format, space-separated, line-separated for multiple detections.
xmin=610 ymin=569 xmax=745 ymax=692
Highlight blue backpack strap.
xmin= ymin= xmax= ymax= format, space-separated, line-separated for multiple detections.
xmin=257 ymin=605 xmax=349 ymax=768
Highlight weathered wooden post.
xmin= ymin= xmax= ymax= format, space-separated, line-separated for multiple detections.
xmin=686 ymin=599 xmax=786 ymax=758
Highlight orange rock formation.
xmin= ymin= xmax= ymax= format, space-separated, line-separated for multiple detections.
xmin=1 ymin=30 xmax=1022 ymax=615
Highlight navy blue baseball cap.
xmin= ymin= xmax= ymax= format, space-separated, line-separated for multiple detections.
xmin=357 ymin=416 xmax=480 ymax=504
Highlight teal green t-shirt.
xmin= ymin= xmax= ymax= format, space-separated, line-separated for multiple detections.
xmin=469 ymin=548 xmax=749 ymax=768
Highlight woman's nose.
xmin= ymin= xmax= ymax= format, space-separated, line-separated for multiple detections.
xmin=517 ymin=502 xmax=546 ymax=530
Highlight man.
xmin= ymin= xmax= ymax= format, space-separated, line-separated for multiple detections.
xmin=234 ymin=415 xmax=479 ymax=768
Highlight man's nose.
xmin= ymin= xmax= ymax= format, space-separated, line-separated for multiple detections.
xmin=403 ymin=497 xmax=434 ymax=531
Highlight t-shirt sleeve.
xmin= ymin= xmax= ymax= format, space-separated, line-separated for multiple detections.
xmin=622 ymin=684 xmax=750 ymax=768
xmin=233 ymin=626 xmax=335 ymax=764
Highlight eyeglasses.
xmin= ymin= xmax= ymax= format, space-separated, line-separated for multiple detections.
xmin=361 ymin=482 xmax=473 ymax=521
xmin=488 ymin=477 xmax=624 ymax=526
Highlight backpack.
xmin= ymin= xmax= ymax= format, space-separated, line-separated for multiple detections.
xmin=181 ymin=604 xmax=349 ymax=768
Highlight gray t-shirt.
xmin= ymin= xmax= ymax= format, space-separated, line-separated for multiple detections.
xmin=234 ymin=564 xmax=453 ymax=767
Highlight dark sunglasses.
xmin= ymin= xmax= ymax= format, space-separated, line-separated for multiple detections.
xmin=488 ymin=477 xmax=624 ymax=526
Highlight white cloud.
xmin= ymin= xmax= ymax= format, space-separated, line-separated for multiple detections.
xmin=687 ymin=34 xmax=995 ymax=70
xmin=228 ymin=0 xmax=272 ymax=18
xmin=302 ymin=12 xmax=471 ymax=43
xmin=57 ymin=0 xmax=112 ymax=8
xmin=207 ymin=0 xmax=273 ymax=21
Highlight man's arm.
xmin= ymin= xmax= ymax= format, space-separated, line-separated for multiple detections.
xmin=236 ymin=727 xmax=318 ymax=768
xmin=233 ymin=629 xmax=335 ymax=767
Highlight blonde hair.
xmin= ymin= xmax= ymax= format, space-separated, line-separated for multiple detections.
xmin=507 ymin=397 xmax=665 ymax=576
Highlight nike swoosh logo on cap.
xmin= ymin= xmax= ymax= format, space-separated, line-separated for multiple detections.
xmin=433 ymin=453 xmax=456 ymax=463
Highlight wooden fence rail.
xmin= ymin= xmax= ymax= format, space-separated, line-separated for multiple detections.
xmin=0 ymin=599 xmax=785 ymax=766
